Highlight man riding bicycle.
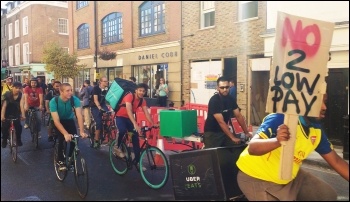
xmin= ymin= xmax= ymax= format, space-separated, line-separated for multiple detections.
xmin=45 ymin=81 xmax=61 ymax=142
xmin=1 ymin=82 xmax=25 ymax=148
xmin=115 ymin=83 xmax=155 ymax=169
xmin=23 ymin=77 xmax=43 ymax=136
xmin=49 ymin=83 xmax=88 ymax=170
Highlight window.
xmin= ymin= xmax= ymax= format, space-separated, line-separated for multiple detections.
xmin=76 ymin=1 xmax=88 ymax=9
xmin=77 ymin=24 xmax=89 ymax=49
xmin=23 ymin=16 xmax=28 ymax=35
xmin=15 ymin=44 xmax=20 ymax=66
xmin=201 ymin=1 xmax=215 ymax=28
xmin=9 ymin=46 xmax=13 ymax=66
xmin=23 ymin=43 xmax=29 ymax=64
xmin=238 ymin=1 xmax=258 ymax=21
xmin=8 ymin=23 xmax=13 ymax=40
xmin=61 ymin=47 xmax=69 ymax=53
xmin=58 ymin=18 xmax=68 ymax=35
xmin=139 ymin=1 xmax=165 ymax=36
xmin=101 ymin=12 xmax=123 ymax=45
xmin=15 ymin=20 xmax=19 ymax=38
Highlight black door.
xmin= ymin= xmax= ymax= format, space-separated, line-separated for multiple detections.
xmin=323 ymin=68 xmax=349 ymax=145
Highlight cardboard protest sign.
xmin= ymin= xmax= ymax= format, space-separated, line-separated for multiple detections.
xmin=266 ymin=12 xmax=334 ymax=180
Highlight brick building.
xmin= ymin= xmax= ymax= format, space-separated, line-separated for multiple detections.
xmin=3 ymin=1 xmax=69 ymax=83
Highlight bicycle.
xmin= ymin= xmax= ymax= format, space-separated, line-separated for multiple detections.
xmin=89 ymin=110 xmax=117 ymax=148
xmin=109 ymin=126 xmax=169 ymax=189
xmin=41 ymin=108 xmax=48 ymax=126
xmin=4 ymin=118 xmax=19 ymax=162
xmin=27 ymin=107 xmax=40 ymax=149
xmin=53 ymin=134 xmax=89 ymax=199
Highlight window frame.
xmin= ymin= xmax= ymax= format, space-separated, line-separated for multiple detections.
xmin=23 ymin=16 xmax=28 ymax=36
xmin=76 ymin=1 xmax=88 ymax=10
xmin=139 ymin=1 xmax=165 ymax=37
xmin=15 ymin=43 xmax=20 ymax=66
xmin=9 ymin=46 xmax=13 ymax=66
xmin=77 ymin=23 xmax=90 ymax=49
xmin=8 ymin=23 xmax=13 ymax=40
xmin=101 ymin=12 xmax=123 ymax=45
xmin=238 ymin=1 xmax=258 ymax=21
xmin=200 ymin=1 xmax=215 ymax=29
xmin=23 ymin=42 xmax=29 ymax=64
xmin=15 ymin=20 xmax=19 ymax=38
xmin=58 ymin=18 xmax=68 ymax=35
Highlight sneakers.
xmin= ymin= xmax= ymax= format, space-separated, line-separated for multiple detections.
xmin=136 ymin=163 xmax=147 ymax=172
xmin=24 ymin=124 xmax=29 ymax=129
xmin=2 ymin=139 xmax=7 ymax=148
xmin=93 ymin=140 xmax=100 ymax=149
xmin=58 ymin=161 xmax=67 ymax=171
xmin=114 ymin=147 xmax=125 ymax=158
xmin=48 ymin=136 xmax=54 ymax=142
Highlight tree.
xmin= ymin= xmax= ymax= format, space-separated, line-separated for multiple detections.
xmin=42 ymin=42 xmax=86 ymax=80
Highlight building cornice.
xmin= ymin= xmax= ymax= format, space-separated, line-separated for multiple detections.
xmin=7 ymin=1 xmax=68 ymax=18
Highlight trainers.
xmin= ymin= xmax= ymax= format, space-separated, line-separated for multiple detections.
xmin=136 ymin=163 xmax=147 ymax=172
xmin=58 ymin=161 xmax=67 ymax=171
xmin=114 ymin=147 xmax=125 ymax=158
xmin=2 ymin=139 xmax=7 ymax=148
xmin=48 ymin=136 xmax=54 ymax=142
xmin=24 ymin=124 xmax=29 ymax=129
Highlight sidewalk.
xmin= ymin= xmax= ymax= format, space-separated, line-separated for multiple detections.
xmin=303 ymin=145 xmax=349 ymax=170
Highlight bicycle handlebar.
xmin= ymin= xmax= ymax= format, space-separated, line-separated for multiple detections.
xmin=4 ymin=118 xmax=19 ymax=121
xmin=140 ymin=126 xmax=159 ymax=132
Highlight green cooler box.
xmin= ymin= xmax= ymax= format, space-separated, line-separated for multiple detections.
xmin=160 ymin=110 xmax=197 ymax=138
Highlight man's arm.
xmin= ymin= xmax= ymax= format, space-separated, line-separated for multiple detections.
xmin=23 ymin=90 xmax=28 ymax=111
xmin=74 ymin=107 xmax=87 ymax=138
xmin=233 ymin=109 xmax=251 ymax=138
xmin=51 ymin=111 xmax=72 ymax=142
xmin=39 ymin=93 xmax=44 ymax=111
xmin=1 ymin=100 xmax=7 ymax=121
xmin=20 ymin=94 xmax=25 ymax=119
xmin=79 ymin=87 xmax=85 ymax=98
xmin=142 ymin=105 xmax=154 ymax=126
xmin=125 ymin=102 xmax=139 ymax=132
xmin=93 ymin=94 xmax=102 ymax=109
xmin=322 ymin=150 xmax=349 ymax=181
xmin=213 ymin=113 xmax=241 ymax=143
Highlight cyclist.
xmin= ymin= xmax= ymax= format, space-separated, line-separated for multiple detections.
xmin=49 ymin=83 xmax=88 ymax=170
xmin=115 ymin=83 xmax=155 ymax=169
xmin=45 ymin=81 xmax=61 ymax=142
xmin=90 ymin=76 xmax=109 ymax=149
xmin=1 ymin=76 xmax=13 ymax=96
xmin=23 ymin=77 xmax=43 ymax=137
xmin=1 ymin=82 xmax=25 ymax=148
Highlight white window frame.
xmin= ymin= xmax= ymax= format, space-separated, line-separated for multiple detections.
xmin=23 ymin=43 xmax=30 ymax=64
xmin=200 ymin=1 xmax=215 ymax=29
xmin=58 ymin=18 xmax=68 ymax=35
xmin=9 ymin=46 xmax=13 ymax=66
xmin=8 ymin=23 xmax=13 ymax=40
xmin=15 ymin=20 xmax=19 ymax=38
xmin=23 ymin=16 xmax=28 ymax=35
xmin=238 ymin=1 xmax=258 ymax=21
xmin=15 ymin=43 xmax=20 ymax=66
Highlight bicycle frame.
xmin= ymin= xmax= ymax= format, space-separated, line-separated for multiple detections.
xmin=6 ymin=118 xmax=18 ymax=162
xmin=28 ymin=108 xmax=40 ymax=149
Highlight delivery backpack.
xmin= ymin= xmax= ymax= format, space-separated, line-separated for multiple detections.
xmin=106 ymin=77 xmax=143 ymax=112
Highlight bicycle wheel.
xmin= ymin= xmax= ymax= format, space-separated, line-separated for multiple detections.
xmin=33 ymin=118 xmax=39 ymax=149
xmin=54 ymin=142 xmax=67 ymax=181
xmin=29 ymin=114 xmax=35 ymax=137
xmin=10 ymin=129 xmax=17 ymax=162
xmin=74 ymin=152 xmax=89 ymax=199
xmin=109 ymin=140 xmax=129 ymax=175
xmin=88 ymin=122 xmax=96 ymax=147
xmin=139 ymin=146 xmax=169 ymax=189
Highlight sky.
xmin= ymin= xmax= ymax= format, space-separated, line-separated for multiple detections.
xmin=1 ymin=1 xmax=9 ymax=9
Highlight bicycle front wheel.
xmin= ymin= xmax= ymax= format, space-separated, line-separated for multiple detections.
xmin=88 ymin=122 xmax=96 ymax=148
xmin=54 ymin=142 xmax=67 ymax=181
xmin=10 ymin=129 xmax=17 ymax=162
xmin=74 ymin=153 xmax=89 ymax=199
xmin=139 ymin=146 xmax=169 ymax=189
xmin=109 ymin=140 xmax=129 ymax=175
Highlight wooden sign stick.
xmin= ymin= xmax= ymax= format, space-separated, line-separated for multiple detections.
xmin=279 ymin=114 xmax=298 ymax=180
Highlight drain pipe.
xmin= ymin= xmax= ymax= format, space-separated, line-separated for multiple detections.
xmin=94 ymin=1 xmax=98 ymax=82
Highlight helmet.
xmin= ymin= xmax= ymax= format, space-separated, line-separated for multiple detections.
xmin=30 ymin=77 xmax=38 ymax=82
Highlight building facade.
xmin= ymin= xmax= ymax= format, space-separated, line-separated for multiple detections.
xmin=4 ymin=1 xmax=69 ymax=83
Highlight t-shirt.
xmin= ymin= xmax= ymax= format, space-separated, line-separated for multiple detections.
xmin=236 ymin=113 xmax=333 ymax=185
xmin=91 ymin=85 xmax=107 ymax=107
xmin=204 ymin=93 xmax=239 ymax=132
xmin=1 ymin=83 xmax=12 ymax=95
xmin=45 ymin=89 xmax=60 ymax=101
xmin=49 ymin=95 xmax=81 ymax=120
xmin=116 ymin=93 xmax=146 ymax=118
xmin=3 ymin=91 xmax=22 ymax=118
xmin=24 ymin=86 xmax=43 ymax=107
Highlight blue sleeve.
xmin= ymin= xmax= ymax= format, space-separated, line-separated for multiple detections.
xmin=49 ymin=98 xmax=57 ymax=112
xmin=256 ymin=113 xmax=284 ymax=138
xmin=315 ymin=127 xmax=333 ymax=155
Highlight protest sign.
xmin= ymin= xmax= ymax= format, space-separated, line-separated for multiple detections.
xmin=266 ymin=12 xmax=334 ymax=180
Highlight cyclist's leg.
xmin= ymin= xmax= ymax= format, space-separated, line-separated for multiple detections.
xmin=91 ymin=106 xmax=102 ymax=147
xmin=115 ymin=117 xmax=128 ymax=148
xmin=34 ymin=110 xmax=41 ymax=133
xmin=60 ymin=120 xmax=77 ymax=158
xmin=24 ymin=110 xmax=30 ymax=127
xmin=123 ymin=119 xmax=140 ymax=163
xmin=57 ymin=131 xmax=66 ymax=162
xmin=47 ymin=117 xmax=55 ymax=141
xmin=1 ymin=121 xmax=10 ymax=147
xmin=14 ymin=119 xmax=23 ymax=145
xmin=83 ymin=107 xmax=91 ymax=129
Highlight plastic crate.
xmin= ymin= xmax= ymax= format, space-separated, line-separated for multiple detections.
xmin=160 ymin=110 xmax=197 ymax=138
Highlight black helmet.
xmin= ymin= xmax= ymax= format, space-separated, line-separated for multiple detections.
xmin=30 ymin=77 xmax=38 ymax=82
xmin=12 ymin=82 xmax=22 ymax=88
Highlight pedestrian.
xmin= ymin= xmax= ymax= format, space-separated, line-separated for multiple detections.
xmin=79 ymin=80 xmax=93 ymax=130
xmin=129 ymin=76 xmax=136 ymax=83
xmin=45 ymin=81 xmax=61 ymax=142
xmin=1 ymin=82 xmax=26 ymax=148
xmin=203 ymin=76 xmax=251 ymax=148
xmin=229 ymin=79 xmax=237 ymax=103
xmin=236 ymin=93 xmax=349 ymax=201
xmin=156 ymin=78 xmax=168 ymax=107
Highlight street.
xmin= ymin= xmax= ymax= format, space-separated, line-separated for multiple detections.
xmin=1 ymin=121 xmax=349 ymax=201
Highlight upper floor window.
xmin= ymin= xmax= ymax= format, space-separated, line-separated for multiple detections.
xmin=23 ymin=16 xmax=28 ymax=35
xmin=23 ymin=43 xmax=30 ymax=64
xmin=77 ymin=23 xmax=89 ymax=49
xmin=238 ymin=1 xmax=258 ymax=21
xmin=8 ymin=23 xmax=13 ymax=40
xmin=102 ymin=12 xmax=123 ymax=45
xmin=201 ymin=1 xmax=215 ymax=28
xmin=15 ymin=43 xmax=20 ymax=66
xmin=76 ymin=1 xmax=88 ymax=10
xmin=9 ymin=46 xmax=13 ymax=66
xmin=15 ymin=20 xmax=19 ymax=38
xmin=58 ymin=18 xmax=68 ymax=35
xmin=139 ymin=1 xmax=165 ymax=36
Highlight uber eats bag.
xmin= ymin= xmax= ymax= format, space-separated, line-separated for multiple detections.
xmin=106 ymin=78 xmax=137 ymax=112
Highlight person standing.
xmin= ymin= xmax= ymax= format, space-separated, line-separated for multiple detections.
xmin=129 ymin=76 xmax=136 ymax=83
xmin=1 ymin=82 xmax=26 ymax=148
xmin=156 ymin=78 xmax=168 ymax=107
xmin=229 ymin=79 xmax=237 ymax=103
xmin=79 ymin=80 xmax=93 ymax=130
xmin=203 ymin=76 xmax=251 ymax=148
xmin=236 ymin=94 xmax=349 ymax=201
xmin=22 ymin=78 xmax=30 ymax=89
xmin=45 ymin=81 xmax=61 ymax=142
xmin=37 ymin=77 xmax=48 ymax=95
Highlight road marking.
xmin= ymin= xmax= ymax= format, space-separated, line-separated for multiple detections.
xmin=16 ymin=195 xmax=41 ymax=201
xmin=18 ymin=154 xmax=31 ymax=165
